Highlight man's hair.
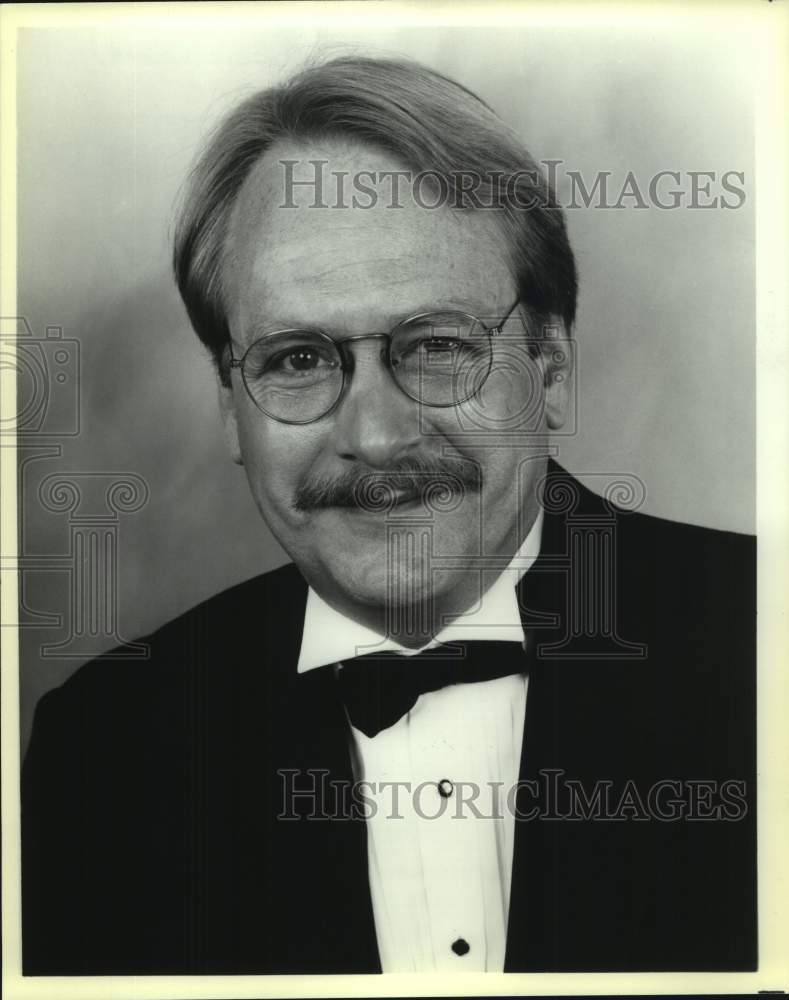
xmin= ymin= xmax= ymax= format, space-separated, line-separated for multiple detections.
xmin=173 ymin=55 xmax=578 ymax=383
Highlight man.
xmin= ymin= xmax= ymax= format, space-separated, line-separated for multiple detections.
xmin=21 ymin=56 xmax=756 ymax=975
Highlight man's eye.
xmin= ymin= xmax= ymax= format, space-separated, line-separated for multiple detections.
xmin=422 ymin=338 xmax=462 ymax=353
xmin=398 ymin=337 xmax=463 ymax=359
xmin=267 ymin=347 xmax=337 ymax=374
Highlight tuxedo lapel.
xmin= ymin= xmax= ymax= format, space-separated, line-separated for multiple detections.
xmin=503 ymin=461 xmax=723 ymax=972
xmin=261 ymin=571 xmax=381 ymax=972
xmin=263 ymin=665 xmax=381 ymax=973
xmin=505 ymin=461 xmax=572 ymax=970
xmin=198 ymin=564 xmax=380 ymax=973
xmin=504 ymin=459 xmax=649 ymax=969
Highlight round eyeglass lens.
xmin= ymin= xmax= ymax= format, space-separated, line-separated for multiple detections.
xmin=240 ymin=330 xmax=344 ymax=423
xmin=389 ymin=312 xmax=493 ymax=406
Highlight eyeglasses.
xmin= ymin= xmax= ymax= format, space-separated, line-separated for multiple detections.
xmin=228 ymin=299 xmax=522 ymax=425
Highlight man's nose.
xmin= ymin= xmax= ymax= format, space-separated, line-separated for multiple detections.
xmin=331 ymin=340 xmax=423 ymax=468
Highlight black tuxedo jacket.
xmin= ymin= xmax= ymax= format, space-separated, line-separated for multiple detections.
xmin=21 ymin=463 xmax=756 ymax=974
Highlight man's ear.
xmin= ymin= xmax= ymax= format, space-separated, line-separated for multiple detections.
xmin=538 ymin=319 xmax=574 ymax=430
xmin=217 ymin=372 xmax=244 ymax=465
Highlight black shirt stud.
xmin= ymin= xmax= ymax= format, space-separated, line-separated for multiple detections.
xmin=437 ymin=778 xmax=454 ymax=798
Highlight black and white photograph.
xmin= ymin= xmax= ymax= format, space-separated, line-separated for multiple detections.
xmin=2 ymin=1 xmax=787 ymax=997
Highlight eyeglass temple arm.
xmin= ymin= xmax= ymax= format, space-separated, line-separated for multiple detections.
xmin=491 ymin=297 xmax=522 ymax=334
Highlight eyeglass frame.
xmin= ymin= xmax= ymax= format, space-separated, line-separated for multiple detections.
xmin=227 ymin=297 xmax=524 ymax=425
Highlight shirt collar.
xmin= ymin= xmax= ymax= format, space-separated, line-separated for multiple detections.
xmin=296 ymin=507 xmax=544 ymax=674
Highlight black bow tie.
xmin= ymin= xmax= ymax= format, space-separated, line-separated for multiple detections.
xmin=336 ymin=640 xmax=528 ymax=738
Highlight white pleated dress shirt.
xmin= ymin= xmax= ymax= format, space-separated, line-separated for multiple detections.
xmin=296 ymin=510 xmax=543 ymax=972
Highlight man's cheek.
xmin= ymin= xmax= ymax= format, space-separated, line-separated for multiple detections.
xmin=242 ymin=450 xmax=297 ymax=521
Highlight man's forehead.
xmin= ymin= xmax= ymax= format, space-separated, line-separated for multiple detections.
xmin=224 ymin=138 xmax=513 ymax=331
xmin=233 ymin=137 xmax=416 ymax=212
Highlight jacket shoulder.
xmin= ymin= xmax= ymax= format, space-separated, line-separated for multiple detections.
xmin=30 ymin=560 xmax=307 ymax=723
xmin=617 ymin=507 xmax=754 ymax=579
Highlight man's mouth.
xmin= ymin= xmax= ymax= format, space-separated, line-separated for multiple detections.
xmin=380 ymin=487 xmax=423 ymax=509
xmin=353 ymin=474 xmax=467 ymax=514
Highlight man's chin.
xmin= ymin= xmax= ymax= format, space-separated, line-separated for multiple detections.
xmin=311 ymin=543 xmax=453 ymax=619
xmin=325 ymin=556 xmax=435 ymax=610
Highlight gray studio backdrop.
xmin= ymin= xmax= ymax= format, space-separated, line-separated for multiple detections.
xmin=16 ymin=23 xmax=755 ymax=751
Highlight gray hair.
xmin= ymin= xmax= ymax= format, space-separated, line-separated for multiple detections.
xmin=173 ymin=55 xmax=578 ymax=383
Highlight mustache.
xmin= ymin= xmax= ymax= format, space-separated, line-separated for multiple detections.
xmin=293 ymin=456 xmax=483 ymax=512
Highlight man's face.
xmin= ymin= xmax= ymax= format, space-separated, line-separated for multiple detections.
xmin=221 ymin=140 xmax=571 ymax=634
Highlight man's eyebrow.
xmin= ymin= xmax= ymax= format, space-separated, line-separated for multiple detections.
xmin=243 ymin=301 xmax=503 ymax=338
